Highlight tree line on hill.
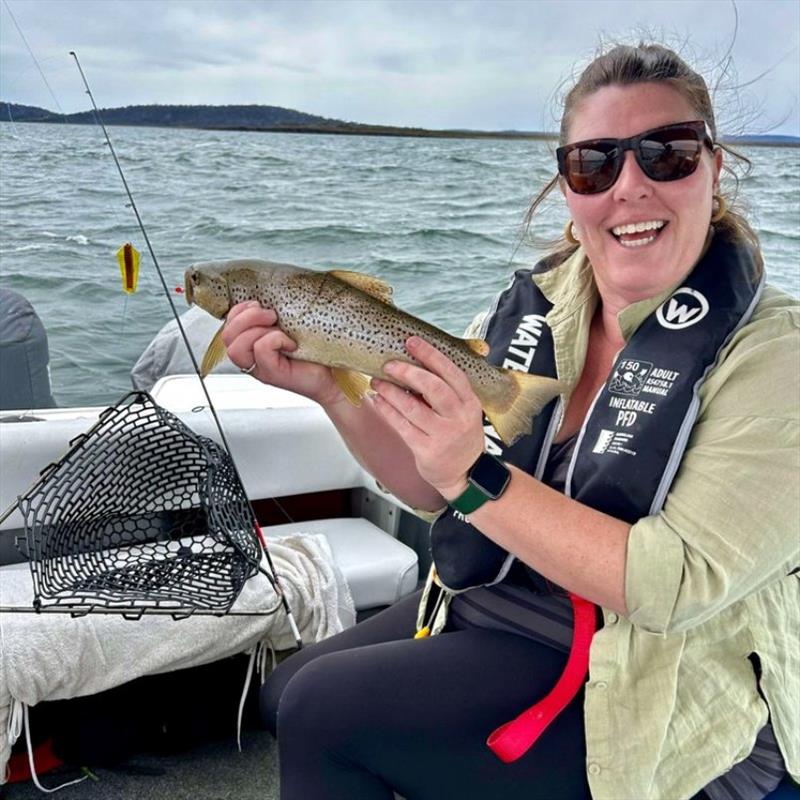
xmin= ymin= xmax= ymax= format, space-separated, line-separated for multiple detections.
xmin=1 ymin=102 xmax=797 ymax=145
xmin=0 ymin=101 xmax=550 ymax=139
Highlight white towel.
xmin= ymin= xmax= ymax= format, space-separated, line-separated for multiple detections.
xmin=0 ymin=532 xmax=355 ymax=782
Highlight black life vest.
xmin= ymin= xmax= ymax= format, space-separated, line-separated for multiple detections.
xmin=431 ymin=233 xmax=764 ymax=592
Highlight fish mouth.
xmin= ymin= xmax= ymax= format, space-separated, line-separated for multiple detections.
xmin=184 ymin=270 xmax=194 ymax=306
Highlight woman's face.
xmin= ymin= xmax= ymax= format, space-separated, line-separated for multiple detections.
xmin=562 ymin=82 xmax=722 ymax=305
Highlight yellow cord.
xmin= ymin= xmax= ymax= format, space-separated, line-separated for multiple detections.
xmin=414 ymin=575 xmax=447 ymax=639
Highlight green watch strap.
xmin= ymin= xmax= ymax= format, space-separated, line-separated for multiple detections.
xmin=449 ymin=482 xmax=491 ymax=515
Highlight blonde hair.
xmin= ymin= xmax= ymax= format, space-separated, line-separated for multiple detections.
xmin=524 ymin=42 xmax=762 ymax=273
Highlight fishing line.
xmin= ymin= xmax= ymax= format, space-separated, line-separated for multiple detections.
xmin=63 ymin=51 xmax=301 ymax=646
xmin=1 ymin=0 xmax=65 ymax=115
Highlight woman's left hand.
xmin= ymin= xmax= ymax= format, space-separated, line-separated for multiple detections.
xmin=370 ymin=336 xmax=485 ymax=501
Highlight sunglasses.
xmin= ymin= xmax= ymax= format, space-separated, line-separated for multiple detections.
xmin=556 ymin=120 xmax=714 ymax=195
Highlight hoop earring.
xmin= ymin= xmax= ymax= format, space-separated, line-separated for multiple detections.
xmin=711 ymin=194 xmax=727 ymax=223
xmin=564 ymin=220 xmax=580 ymax=244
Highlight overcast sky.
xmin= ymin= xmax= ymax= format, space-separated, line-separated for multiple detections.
xmin=1 ymin=0 xmax=798 ymax=135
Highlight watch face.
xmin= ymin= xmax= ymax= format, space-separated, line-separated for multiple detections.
xmin=469 ymin=453 xmax=510 ymax=500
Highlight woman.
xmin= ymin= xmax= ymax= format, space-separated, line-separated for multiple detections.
xmin=223 ymin=43 xmax=798 ymax=800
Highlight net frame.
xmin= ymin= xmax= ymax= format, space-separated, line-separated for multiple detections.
xmin=13 ymin=392 xmax=270 ymax=618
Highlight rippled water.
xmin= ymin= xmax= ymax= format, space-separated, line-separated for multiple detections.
xmin=1 ymin=121 xmax=798 ymax=407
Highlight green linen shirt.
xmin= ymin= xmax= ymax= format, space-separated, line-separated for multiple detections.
xmin=513 ymin=247 xmax=799 ymax=800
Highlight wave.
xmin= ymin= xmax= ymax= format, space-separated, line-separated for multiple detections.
xmin=1 ymin=196 xmax=59 ymax=208
xmin=251 ymin=155 xmax=292 ymax=166
xmin=255 ymin=225 xmax=378 ymax=247
xmin=446 ymin=155 xmax=498 ymax=169
xmin=400 ymin=228 xmax=505 ymax=246
xmin=759 ymin=228 xmax=800 ymax=245
xmin=75 ymin=185 xmax=125 ymax=198
xmin=1 ymin=231 xmax=94 ymax=253
xmin=1 ymin=243 xmax=51 ymax=254
xmin=3 ymin=124 xmax=797 ymax=407
xmin=0 ymin=272 xmax=73 ymax=291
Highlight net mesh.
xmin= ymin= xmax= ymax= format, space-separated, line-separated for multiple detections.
xmin=15 ymin=392 xmax=263 ymax=616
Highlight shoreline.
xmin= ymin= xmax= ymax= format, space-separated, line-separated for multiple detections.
xmin=3 ymin=118 xmax=797 ymax=147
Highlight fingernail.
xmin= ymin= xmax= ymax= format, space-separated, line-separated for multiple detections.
xmin=383 ymin=362 xmax=398 ymax=374
xmin=248 ymin=300 xmax=260 ymax=308
xmin=407 ymin=336 xmax=421 ymax=348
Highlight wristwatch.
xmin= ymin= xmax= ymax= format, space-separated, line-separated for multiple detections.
xmin=448 ymin=453 xmax=511 ymax=515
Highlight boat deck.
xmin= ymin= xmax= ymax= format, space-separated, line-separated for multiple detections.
xmin=4 ymin=730 xmax=280 ymax=800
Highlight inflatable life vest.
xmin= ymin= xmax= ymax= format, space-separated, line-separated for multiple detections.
xmin=430 ymin=232 xmax=764 ymax=593
xmin=423 ymin=234 xmax=764 ymax=763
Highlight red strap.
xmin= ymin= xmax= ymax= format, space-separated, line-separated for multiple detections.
xmin=487 ymin=593 xmax=597 ymax=763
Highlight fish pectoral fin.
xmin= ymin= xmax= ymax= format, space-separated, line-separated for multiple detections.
xmin=464 ymin=338 xmax=490 ymax=357
xmin=329 ymin=270 xmax=395 ymax=305
xmin=200 ymin=324 xmax=228 ymax=377
xmin=331 ymin=368 xmax=371 ymax=406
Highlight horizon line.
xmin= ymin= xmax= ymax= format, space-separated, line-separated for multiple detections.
xmin=2 ymin=100 xmax=798 ymax=143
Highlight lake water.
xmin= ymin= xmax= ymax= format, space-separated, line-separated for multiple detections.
xmin=1 ymin=121 xmax=798 ymax=407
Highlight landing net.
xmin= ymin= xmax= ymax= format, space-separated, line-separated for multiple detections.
xmin=14 ymin=392 xmax=263 ymax=617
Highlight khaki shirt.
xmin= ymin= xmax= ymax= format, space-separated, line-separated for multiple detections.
xmin=511 ymin=249 xmax=799 ymax=799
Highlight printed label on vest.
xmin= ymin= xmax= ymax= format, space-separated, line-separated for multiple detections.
xmin=599 ymin=358 xmax=683 ymax=448
xmin=501 ymin=314 xmax=547 ymax=372
xmin=591 ymin=428 xmax=636 ymax=456
xmin=483 ymin=422 xmax=503 ymax=456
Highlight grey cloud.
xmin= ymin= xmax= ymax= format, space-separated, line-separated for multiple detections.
xmin=1 ymin=0 xmax=797 ymax=134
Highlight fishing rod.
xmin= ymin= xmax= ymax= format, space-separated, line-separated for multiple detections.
xmin=67 ymin=50 xmax=302 ymax=647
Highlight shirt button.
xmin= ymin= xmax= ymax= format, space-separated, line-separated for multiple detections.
xmin=595 ymin=681 xmax=608 ymax=690
xmin=588 ymin=763 xmax=602 ymax=776
xmin=606 ymin=612 xmax=618 ymax=624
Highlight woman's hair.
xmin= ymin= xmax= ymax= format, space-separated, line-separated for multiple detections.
xmin=525 ymin=42 xmax=762 ymax=271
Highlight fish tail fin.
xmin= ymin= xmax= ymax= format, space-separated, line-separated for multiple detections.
xmin=483 ymin=371 xmax=563 ymax=447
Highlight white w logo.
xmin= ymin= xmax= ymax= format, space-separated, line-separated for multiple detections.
xmin=657 ymin=287 xmax=709 ymax=330
xmin=664 ymin=298 xmax=700 ymax=324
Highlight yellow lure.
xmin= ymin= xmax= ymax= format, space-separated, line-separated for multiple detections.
xmin=117 ymin=242 xmax=141 ymax=294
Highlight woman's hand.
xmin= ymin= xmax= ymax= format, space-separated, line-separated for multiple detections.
xmin=222 ymin=302 xmax=343 ymax=407
xmin=370 ymin=336 xmax=485 ymax=499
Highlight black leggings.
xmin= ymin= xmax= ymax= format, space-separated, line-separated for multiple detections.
xmin=261 ymin=590 xmax=593 ymax=800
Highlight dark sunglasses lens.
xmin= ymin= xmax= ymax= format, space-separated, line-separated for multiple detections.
xmin=564 ymin=144 xmax=620 ymax=194
xmin=638 ymin=127 xmax=703 ymax=181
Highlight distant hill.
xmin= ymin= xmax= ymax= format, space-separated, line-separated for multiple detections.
xmin=1 ymin=102 xmax=797 ymax=145
xmin=2 ymin=102 xmax=60 ymax=122
xmin=724 ymin=134 xmax=800 ymax=147
xmin=1 ymin=101 xmax=339 ymax=129
xmin=0 ymin=101 xmax=551 ymax=140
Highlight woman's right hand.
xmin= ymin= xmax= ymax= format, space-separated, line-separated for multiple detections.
xmin=222 ymin=301 xmax=343 ymax=407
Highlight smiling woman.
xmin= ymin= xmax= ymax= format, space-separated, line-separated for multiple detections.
xmin=236 ymin=41 xmax=800 ymax=800
xmin=560 ymin=87 xmax=722 ymax=304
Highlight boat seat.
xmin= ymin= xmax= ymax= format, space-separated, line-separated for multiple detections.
xmin=264 ymin=517 xmax=419 ymax=611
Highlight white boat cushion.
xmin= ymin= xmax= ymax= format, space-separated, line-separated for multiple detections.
xmin=265 ymin=518 xmax=418 ymax=611
xmin=0 ymin=533 xmax=357 ymax=780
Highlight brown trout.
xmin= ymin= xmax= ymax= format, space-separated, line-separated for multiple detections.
xmin=185 ymin=259 xmax=562 ymax=446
